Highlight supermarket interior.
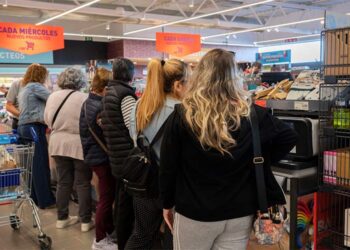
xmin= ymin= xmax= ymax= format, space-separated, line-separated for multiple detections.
xmin=1 ymin=0 xmax=350 ymax=250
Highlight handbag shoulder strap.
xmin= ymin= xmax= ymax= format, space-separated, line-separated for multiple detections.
xmin=150 ymin=115 xmax=171 ymax=146
xmin=52 ymin=90 xmax=75 ymax=126
xmin=249 ymin=105 xmax=268 ymax=213
xmin=84 ymin=102 xmax=108 ymax=153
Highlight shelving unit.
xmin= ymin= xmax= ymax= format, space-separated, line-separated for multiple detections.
xmin=315 ymin=27 xmax=350 ymax=250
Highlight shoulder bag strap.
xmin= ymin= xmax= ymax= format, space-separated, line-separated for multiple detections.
xmin=249 ymin=105 xmax=269 ymax=213
xmin=84 ymin=102 xmax=108 ymax=154
xmin=52 ymin=90 xmax=75 ymax=126
xmin=150 ymin=115 xmax=171 ymax=146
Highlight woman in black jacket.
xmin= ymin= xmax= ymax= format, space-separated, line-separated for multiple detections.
xmin=79 ymin=68 xmax=117 ymax=250
xmin=159 ymin=49 xmax=297 ymax=250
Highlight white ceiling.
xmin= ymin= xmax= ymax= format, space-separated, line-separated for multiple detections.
xmin=1 ymin=0 xmax=350 ymax=46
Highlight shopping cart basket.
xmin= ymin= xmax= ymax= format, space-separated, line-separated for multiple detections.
xmin=0 ymin=129 xmax=52 ymax=250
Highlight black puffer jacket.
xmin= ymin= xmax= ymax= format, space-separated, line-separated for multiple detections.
xmin=101 ymin=80 xmax=137 ymax=178
xmin=80 ymin=93 xmax=108 ymax=167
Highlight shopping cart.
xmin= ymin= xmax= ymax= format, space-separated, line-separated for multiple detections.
xmin=0 ymin=129 xmax=52 ymax=250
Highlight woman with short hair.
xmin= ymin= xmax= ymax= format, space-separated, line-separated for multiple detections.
xmin=18 ymin=63 xmax=56 ymax=209
xmin=160 ymin=49 xmax=297 ymax=250
xmin=44 ymin=67 xmax=93 ymax=232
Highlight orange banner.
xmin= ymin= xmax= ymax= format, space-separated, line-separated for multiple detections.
xmin=156 ymin=32 xmax=201 ymax=57
xmin=0 ymin=22 xmax=64 ymax=55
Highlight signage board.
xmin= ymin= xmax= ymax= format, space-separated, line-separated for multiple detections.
xmin=256 ymin=50 xmax=291 ymax=65
xmin=0 ymin=48 xmax=53 ymax=64
xmin=325 ymin=11 xmax=350 ymax=29
xmin=0 ymin=22 xmax=64 ymax=55
xmin=156 ymin=32 xmax=201 ymax=57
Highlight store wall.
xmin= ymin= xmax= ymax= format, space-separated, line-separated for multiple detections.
xmin=54 ymin=40 xmax=108 ymax=65
xmin=107 ymin=40 xmax=124 ymax=59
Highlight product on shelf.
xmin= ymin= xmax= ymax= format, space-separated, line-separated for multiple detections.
xmin=0 ymin=145 xmax=16 ymax=170
xmin=323 ymin=149 xmax=350 ymax=186
xmin=254 ymin=79 xmax=292 ymax=100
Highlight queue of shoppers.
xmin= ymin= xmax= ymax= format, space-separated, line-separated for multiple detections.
xmin=10 ymin=48 xmax=297 ymax=250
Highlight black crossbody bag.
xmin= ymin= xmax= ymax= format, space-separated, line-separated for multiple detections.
xmin=51 ymin=90 xmax=76 ymax=127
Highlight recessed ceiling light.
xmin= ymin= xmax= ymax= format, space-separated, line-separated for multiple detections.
xmin=267 ymin=29 xmax=271 ymax=32
xmin=320 ymin=20 xmax=325 ymax=24
xmin=232 ymin=34 xmax=237 ymax=39
xmin=274 ymin=28 xmax=279 ymax=32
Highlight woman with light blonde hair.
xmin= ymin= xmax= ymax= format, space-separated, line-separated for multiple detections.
xmin=125 ymin=58 xmax=188 ymax=250
xmin=159 ymin=49 xmax=297 ymax=250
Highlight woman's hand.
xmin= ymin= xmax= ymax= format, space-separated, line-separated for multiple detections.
xmin=163 ymin=208 xmax=174 ymax=233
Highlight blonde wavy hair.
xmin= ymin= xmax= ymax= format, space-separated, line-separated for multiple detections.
xmin=183 ymin=49 xmax=251 ymax=154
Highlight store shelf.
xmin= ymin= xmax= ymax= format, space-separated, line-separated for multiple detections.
xmin=255 ymin=100 xmax=331 ymax=113
xmin=323 ymin=127 xmax=350 ymax=138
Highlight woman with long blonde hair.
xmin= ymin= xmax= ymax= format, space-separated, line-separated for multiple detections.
xmin=160 ymin=49 xmax=297 ymax=250
xmin=125 ymin=58 xmax=188 ymax=250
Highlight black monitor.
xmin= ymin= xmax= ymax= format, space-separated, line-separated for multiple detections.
xmin=261 ymin=72 xmax=293 ymax=85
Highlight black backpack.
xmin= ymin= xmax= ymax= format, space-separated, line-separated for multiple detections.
xmin=121 ymin=118 xmax=169 ymax=198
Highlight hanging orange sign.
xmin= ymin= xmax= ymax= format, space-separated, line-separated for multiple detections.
xmin=156 ymin=32 xmax=201 ymax=57
xmin=0 ymin=22 xmax=64 ymax=55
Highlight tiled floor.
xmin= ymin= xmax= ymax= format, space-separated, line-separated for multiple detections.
xmin=0 ymin=201 xmax=94 ymax=250
xmin=0 ymin=200 xmax=288 ymax=250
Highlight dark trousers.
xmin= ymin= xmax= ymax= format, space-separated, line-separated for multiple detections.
xmin=18 ymin=123 xmax=55 ymax=208
xmin=54 ymin=156 xmax=92 ymax=223
xmin=125 ymin=197 xmax=163 ymax=250
xmin=114 ymin=180 xmax=134 ymax=250
xmin=91 ymin=165 xmax=116 ymax=242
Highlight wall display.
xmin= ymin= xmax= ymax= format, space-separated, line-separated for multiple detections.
xmin=156 ymin=32 xmax=201 ymax=57
xmin=0 ymin=48 xmax=53 ymax=64
xmin=0 ymin=22 xmax=64 ymax=55
xmin=256 ymin=50 xmax=291 ymax=65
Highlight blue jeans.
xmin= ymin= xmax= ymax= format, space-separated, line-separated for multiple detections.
xmin=18 ymin=123 xmax=55 ymax=208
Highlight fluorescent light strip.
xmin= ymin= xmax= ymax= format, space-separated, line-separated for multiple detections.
xmin=36 ymin=0 xmax=101 ymax=25
xmin=124 ymin=0 xmax=274 ymax=35
xmin=64 ymin=32 xmax=155 ymax=41
xmin=203 ymin=17 xmax=324 ymax=39
xmin=255 ymin=34 xmax=320 ymax=44
xmin=64 ymin=32 xmax=256 ymax=47
xmin=203 ymin=41 xmax=256 ymax=47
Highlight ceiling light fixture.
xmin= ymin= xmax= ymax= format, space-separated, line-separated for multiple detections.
xmin=232 ymin=34 xmax=237 ymax=39
xmin=266 ymin=28 xmax=271 ymax=32
xmin=36 ymin=0 xmax=101 ymax=25
xmin=254 ymin=34 xmax=320 ymax=44
xmin=124 ymin=0 xmax=274 ymax=35
xmin=2 ymin=0 xmax=7 ymax=7
xmin=274 ymin=28 xmax=279 ymax=32
xmin=63 ymin=32 xmax=256 ymax=47
xmin=106 ymin=24 xmax=110 ymax=30
xmin=203 ymin=17 xmax=324 ymax=39
xmin=189 ymin=0 xmax=194 ymax=8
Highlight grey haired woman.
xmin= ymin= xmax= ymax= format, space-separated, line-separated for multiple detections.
xmin=44 ymin=67 xmax=93 ymax=232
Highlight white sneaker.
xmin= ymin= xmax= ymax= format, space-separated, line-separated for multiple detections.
xmin=92 ymin=238 xmax=118 ymax=250
xmin=81 ymin=220 xmax=95 ymax=232
xmin=56 ymin=216 xmax=79 ymax=229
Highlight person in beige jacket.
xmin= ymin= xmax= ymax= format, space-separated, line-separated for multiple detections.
xmin=44 ymin=67 xmax=93 ymax=232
